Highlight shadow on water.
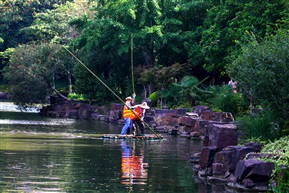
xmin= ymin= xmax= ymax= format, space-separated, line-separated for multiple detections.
xmin=0 ymin=107 xmax=215 ymax=193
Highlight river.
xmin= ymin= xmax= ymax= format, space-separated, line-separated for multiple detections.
xmin=0 ymin=102 xmax=211 ymax=193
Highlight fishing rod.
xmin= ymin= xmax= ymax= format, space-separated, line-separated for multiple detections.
xmin=63 ymin=46 xmax=162 ymax=139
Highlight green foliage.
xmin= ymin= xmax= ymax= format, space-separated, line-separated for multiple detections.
xmin=71 ymin=0 xmax=196 ymax=101
xmin=202 ymin=85 xmax=249 ymax=117
xmin=261 ymin=136 xmax=289 ymax=166
xmin=68 ymin=92 xmax=85 ymax=100
xmin=228 ymin=30 xmax=289 ymax=123
xmin=148 ymin=91 xmax=158 ymax=106
xmin=3 ymin=42 xmax=73 ymax=106
xmin=185 ymin=0 xmax=289 ymax=84
xmin=281 ymin=120 xmax=289 ymax=136
xmin=160 ymin=83 xmax=182 ymax=108
xmin=23 ymin=0 xmax=92 ymax=44
xmin=138 ymin=63 xmax=190 ymax=97
xmin=0 ymin=0 xmax=73 ymax=50
xmin=160 ymin=75 xmax=205 ymax=108
xmin=271 ymin=158 xmax=289 ymax=193
xmin=1 ymin=0 xmax=289 ymax=107
xmin=261 ymin=136 xmax=289 ymax=193
xmin=237 ymin=109 xmax=280 ymax=142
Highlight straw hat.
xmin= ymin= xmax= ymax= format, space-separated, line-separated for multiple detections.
xmin=139 ymin=102 xmax=150 ymax=109
xmin=125 ymin=96 xmax=132 ymax=100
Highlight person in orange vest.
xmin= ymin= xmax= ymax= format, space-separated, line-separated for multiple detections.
xmin=133 ymin=102 xmax=150 ymax=135
xmin=121 ymin=94 xmax=137 ymax=135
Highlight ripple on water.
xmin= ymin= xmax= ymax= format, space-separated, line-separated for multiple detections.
xmin=0 ymin=119 xmax=76 ymax=125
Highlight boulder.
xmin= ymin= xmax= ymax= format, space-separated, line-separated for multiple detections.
xmin=213 ymin=144 xmax=262 ymax=177
xmin=235 ymin=159 xmax=274 ymax=185
xmin=154 ymin=109 xmax=179 ymax=126
xmin=199 ymin=146 xmax=219 ymax=168
xmin=206 ymin=123 xmax=237 ymax=149
xmin=177 ymin=116 xmax=195 ymax=127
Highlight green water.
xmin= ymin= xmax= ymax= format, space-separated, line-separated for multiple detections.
xmin=0 ymin=111 xmax=207 ymax=193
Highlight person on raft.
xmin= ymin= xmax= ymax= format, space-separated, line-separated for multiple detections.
xmin=120 ymin=94 xmax=150 ymax=135
xmin=132 ymin=102 xmax=150 ymax=135
xmin=121 ymin=94 xmax=136 ymax=135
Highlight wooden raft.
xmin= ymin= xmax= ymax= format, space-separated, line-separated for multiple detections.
xmin=102 ymin=134 xmax=163 ymax=140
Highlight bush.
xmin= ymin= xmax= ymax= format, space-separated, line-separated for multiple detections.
xmin=203 ymin=85 xmax=249 ymax=117
xmin=148 ymin=91 xmax=158 ymax=106
xmin=68 ymin=93 xmax=85 ymax=100
xmin=228 ymin=30 xmax=289 ymax=123
xmin=238 ymin=108 xmax=280 ymax=141
xmin=261 ymin=137 xmax=289 ymax=193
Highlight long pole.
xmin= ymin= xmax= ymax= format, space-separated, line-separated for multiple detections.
xmin=131 ymin=34 xmax=135 ymax=94
xmin=63 ymin=46 xmax=162 ymax=139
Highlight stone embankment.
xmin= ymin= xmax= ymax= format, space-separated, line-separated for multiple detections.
xmin=40 ymin=95 xmax=275 ymax=192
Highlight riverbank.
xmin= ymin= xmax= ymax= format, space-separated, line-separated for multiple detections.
xmin=39 ymin=95 xmax=275 ymax=192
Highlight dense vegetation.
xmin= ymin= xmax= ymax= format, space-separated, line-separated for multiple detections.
xmin=1 ymin=0 xmax=289 ymax=132
xmin=1 ymin=0 xmax=289 ymax=191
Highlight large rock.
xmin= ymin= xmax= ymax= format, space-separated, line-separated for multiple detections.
xmin=206 ymin=123 xmax=237 ymax=149
xmin=77 ymin=103 xmax=95 ymax=119
xmin=194 ymin=120 xmax=219 ymax=136
xmin=199 ymin=146 xmax=219 ymax=168
xmin=175 ymin=108 xmax=188 ymax=115
xmin=193 ymin=105 xmax=212 ymax=120
xmin=177 ymin=116 xmax=195 ymax=127
xmin=213 ymin=144 xmax=263 ymax=177
xmin=154 ymin=109 xmax=179 ymax=126
xmin=235 ymin=159 xmax=274 ymax=185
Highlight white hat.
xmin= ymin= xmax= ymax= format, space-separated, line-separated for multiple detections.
xmin=125 ymin=96 xmax=132 ymax=100
xmin=139 ymin=102 xmax=150 ymax=109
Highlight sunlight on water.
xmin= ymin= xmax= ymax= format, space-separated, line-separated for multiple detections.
xmin=0 ymin=102 xmax=41 ymax=113
xmin=0 ymin=119 xmax=76 ymax=125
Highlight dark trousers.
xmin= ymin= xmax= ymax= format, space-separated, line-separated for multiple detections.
xmin=134 ymin=119 xmax=144 ymax=134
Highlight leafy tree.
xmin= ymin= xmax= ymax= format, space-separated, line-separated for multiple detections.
xmin=138 ymin=63 xmax=190 ymax=98
xmin=3 ymin=42 xmax=75 ymax=106
xmin=22 ymin=0 xmax=92 ymax=44
xmin=71 ymin=0 xmax=194 ymax=101
xmin=186 ymin=0 xmax=289 ymax=84
xmin=228 ymin=30 xmax=289 ymax=123
xmin=0 ymin=0 xmax=73 ymax=50
xmin=0 ymin=0 xmax=74 ymax=81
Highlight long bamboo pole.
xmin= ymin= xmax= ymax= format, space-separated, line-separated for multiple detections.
xmin=131 ymin=34 xmax=135 ymax=94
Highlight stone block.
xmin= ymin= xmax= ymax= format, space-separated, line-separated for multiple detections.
xmin=110 ymin=103 xmax=123 ymax=111
xmin=177 ymin=116 xmax=195 ymax=127
xmin=199 ymin=146 xmax=219 ymax=168
xmin=207 ymin=124 xmax=237 ymax=149
xmin=235 ymin=160 xmax=274 ymax=183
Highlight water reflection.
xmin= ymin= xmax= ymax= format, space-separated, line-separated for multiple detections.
xmin=121 ymin=140 xmax=148 ymax=185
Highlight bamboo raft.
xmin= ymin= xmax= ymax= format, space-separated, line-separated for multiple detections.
xmin=102 ymin=134 xmax=163 ymax=140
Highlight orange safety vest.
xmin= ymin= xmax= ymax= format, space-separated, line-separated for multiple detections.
xmin=123 ymin=105 xmax=138 ymax=120
xmin=134 ymin=106 xmax=144 ymax=117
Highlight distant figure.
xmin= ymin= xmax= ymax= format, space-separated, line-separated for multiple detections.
xmin=228 ymin=79 xmax=238 ymax=93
